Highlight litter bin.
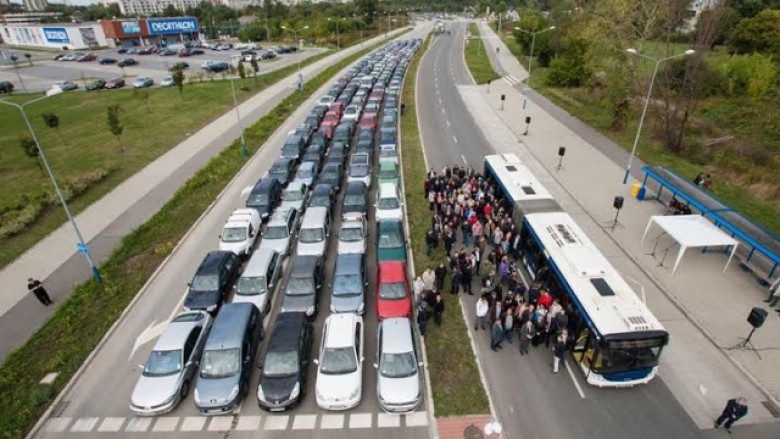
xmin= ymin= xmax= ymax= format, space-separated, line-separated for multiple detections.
xmin=631 ymin=183 xmax=641 ymax=198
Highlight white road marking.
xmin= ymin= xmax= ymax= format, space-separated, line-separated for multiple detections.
xmin=441 ymin=108 xmax=446 ymax=115
xmin=45 ymin=417 xmax=72 ymax=433
xmin=236 ymin=415 xmax=261 ymax=431
xmin=292 ymin=414 xmax=317 ymax=430
xmin=240 ymin=184 xmax=254 ymax=197
xmin=349 ymin=413 xmax=373 ymax=428
xmin=179 ymin=416 xmax=206 ymax=432
xmin=124 ymin=417 xmax=152 ymax=432
xmin=453 ymin=136 xmax=458 ymax=144
xmin=152 ymin=417 xmax=179 ymax=432
xmin=462 ymin=155 xmax=468 ymax=165
xmin=70 ymin=417 xmax=99 ymax=432
xmin=405 ymin=411 xmax=429 ymax=427
xmin=130 ymin=290 xmax=187 ymax=360
xmin=97 ymin=417 xmax=125 ymax=432
xmin=565 ymin=359 xmax=587 ymax=399
xmin=446 ymin=120 xmax=451 ymax=127
xmin=377 ymin=413 xmax=401 ymax=428
xmin=320 ymin=414 xmax=345 ymax=429
xmin=207 ymin=416 xmax=234 ymax=431
xmin=40 ymin=372 xmax=58 ymax=385
xmin=264 ymin=415 xmax=290 ymax=430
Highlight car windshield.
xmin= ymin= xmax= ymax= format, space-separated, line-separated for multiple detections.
xmin=380 ymin=148 xmax=397 ymax=157
xmin=350 ymin=165 xmax=369 ymax=177
xmin=270 ymin=165 xmax=287 ymax=174
xmin=334 ymin=274 xmax=362 ymax=295
xmin=379 ymin=230 xmax=403 ymax=248
xmin=191 ymin=274 xmax=219 ymax=291
xmin=144 ymin=349 xmax=183 ymax=377
xmin=311 ymin=195 xmax=329 ymax=207
xmin=380 ymin=352 xmax=417 ymax=378
xmin=358 ymin=131 xmax=373 ymax=141
xmin=322 ymin=171 xmax=338 ymax=180
xmin=222 ymin=227 xmax=246 ymax=243
xmin=287 ymin=277 xmax=315 ymax=295
xmin=300 ymin=228 xmax=324 ymax=243
xmin=264 ymin=225 xmax=289 ymax=240
xmin=263 ymin=350 xmax=299 ymax=378
xmin=236 ymin=276 xmax=266 ymax=296
xmin=345 ymin=194 xmax=366 ymax=206
xmin=200 ymin=348 xmax=240 ymax=379
xmin=321 ymin=347 xmax=358 ymax=375
xmin=379 ymin=169 xmax=397 ymax=179
xmin=379 ymin=197 xmax=399 ymax=209
xmin=247 ymin=193 xmax=268 ymax=206
xmin=284 ymin=190 xmax=304 ymax=201
xmin=297 ymin=169 xmax=313 ymax=178
xmin=340 ymin=225 xmax=363 ymax=242
xmin=380 ymin=134 xmax=396 ymax=145
xmin=380 ymin=282 xmax=407 ymax=300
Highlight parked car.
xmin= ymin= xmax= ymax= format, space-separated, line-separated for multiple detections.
xmin=376 ymin=219 xmax=407 ymax=262
xmin=261 ymin=50 xmax=277 ymax=60
xmin=160 ymin=76 xmax=175 ymax=87
xmin=296 ymin=207 xmax=331 ymax=258
xmin=375 ymin=183 xmax=403 ymax=221
xmin=132 ymin=76 xmax=154 ymax=88
xmin=219 ymin=208 xmax=261 ymax=257
xmin=258 ymin=207 xmax=300 ymax=259
xmin=342 ymin=181 xmax=368 ymax=218
xmin=314 ymin=313 xmax=364 ymax=410
xmin=317 ymin=163 xmax=343 ymax=193
xmin=85 ymin=79 xmax=106 ymax=91
xmin=169 ymin=61 xmax=189 ymax=71
xmin=55 ymin=80 xmax=78 ymax=91
xmin=77 ymin=53 xmax=96 ymax=62
xmin=183 ymin=251 xmax=242 ymax=313
xmin=308 ymin=184 xmax=336 ymax=215
xmin=118 ymin=58 xmax=138 ymax=66
xmin=203 ymin=61 xmax=230 ymax=72
xmin=348 ymin=162 xmax=371 ymax=188
xmin=330 ymin=253 xmax=367 ymax=314
xmin=338 ymin=213 xmax=368 ymax=255
xmin=281 ymin=134 xmax=307 ymax=162
xmin=268 ymin=158 xmax=296 ymax=187
xmin=375 ymin=317 xmax=423 ymax=413
xmin=376 ymin=261 xmax=412 ymax=320
xmin=280 ymin=255 xmax=323 ymax=318
xmin=377 ymin=161 xmax=400 ymax=187
xmin=105 ymin=77 xmax=125 ymax=89
xmin=292 ymin=162 xmax=318 ymax=187
xmin=246 ymin=177 xmax=282 ymax=220
xmin=257 ymin=312 xmax=313 ymax=411
xmin=232 ymin=248 xmax=282 ymax=315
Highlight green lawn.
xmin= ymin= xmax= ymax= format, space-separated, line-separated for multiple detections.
xmin=401 ymin=34 xmax=491 ymax=416
xmin=0 ymin=49 xmax=333 ymax=271
xmin=465 ymin=23 xmax=500 ymax=85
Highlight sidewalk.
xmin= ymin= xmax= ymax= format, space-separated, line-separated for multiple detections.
xmin=0 ymin=29 xmax=408 ymax=362
xmin=472 ymin=21 xmax=780 ymax=426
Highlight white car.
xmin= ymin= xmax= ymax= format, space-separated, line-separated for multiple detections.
xmin=258 ymin=207 xmax=299 ymax=258
xmin=375 ymin=317 xmax=423 ymax=413
xmin=315 ymin=313 xmax=364 ymax=411
xmin=338 ymin=214 xmax=367 ymax=255
xmin=375 ymin=183 xmax=403 ymax=221
xmin=160 ymin=75 xmax=175 ymax=87
xmin=219 ymin=208 xmax=261 ymax=257
xmin=342 ymin=104 xmax=362 ymax=123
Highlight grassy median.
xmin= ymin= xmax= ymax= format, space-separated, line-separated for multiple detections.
xmin=0 ymin=31 xmax=409 ymax=439
xmin=464 ymin=23 xmax=500 ymax=85
xmin=401 ymin=34 xmax=491 ymax=416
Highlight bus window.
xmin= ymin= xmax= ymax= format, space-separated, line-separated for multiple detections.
xmin=572 ymin=329 xmax=600 ymax=369
xmin=594 ymin=339 xmax=664 ymax=374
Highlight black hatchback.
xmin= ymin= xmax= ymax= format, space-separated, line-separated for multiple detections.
xmin=308 ymin=184 xmax=336 ymax=217
xmin=342 ymin=181 xmax=368 ymax=217
xmin=268 ymin=158 xmax=296 ymax=187
xmin=317 ymin=163 xmax=343 ymax=193
xmin=257 ymin=312 xmax=313 ymax=411
xmin=184 ymin=251 xmax=241 ymax=313
xmin=246 ymin=177 xmax=282 ymax=220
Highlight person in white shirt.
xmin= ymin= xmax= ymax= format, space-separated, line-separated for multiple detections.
xmin=422 ymin=267 xmax=436 ymax=293
xmin=475 ymin=296 xmax=489 ymax=330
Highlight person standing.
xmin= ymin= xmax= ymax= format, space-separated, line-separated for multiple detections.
xmin=475 ymin=295 xmax=489 ymax=330
xmin=27 ymin=277 xmax=53 ymax=306
xmin=714 ymin=397 xmax=748 ymax=433
xmin=763 ymin=276 xmax=780 ymax=311
xmin=434 ymin=263 xmax=447 ymax=292
xmin=490 ymin=317 xmax=504 ymax=351
xmin=422 ymin=267 xmax=436 ymax=294
xmin=451 ymin=267 xmax=462 ymax=295
xmin=417 ymin=305 xmax=428 ymax=337
xmin=519 ymin=320 xmax=534 ymax=355
xmin=503 ymin=307 xmax=515 ymax=343
xmin=552 ymin=332 xmax=567 ymax=373
xmin=433 ymin=293 xmax=445 ymax=327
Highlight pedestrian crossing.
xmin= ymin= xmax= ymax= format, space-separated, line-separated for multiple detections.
xmin=44 ymin=411 xmax=429 ymax=434
xmin=502 ymin=75 xmax=520 ymax=86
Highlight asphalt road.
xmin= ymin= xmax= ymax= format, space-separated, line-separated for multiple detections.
xmin=30 ymin=27 xmax=430 ymax=439
xmin=414 ymin=21 xmax=780 ymax=439
xmin=0 ymin=47 xmax=323 ymax=93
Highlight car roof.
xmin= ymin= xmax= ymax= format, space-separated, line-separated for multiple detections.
xmin=312 ymin=184 xmax=333 ymax=195
xmin=379 ymin=161 xmax=397 ymax=170
xmin=205 ymin=303 xmax=255 ymax=350
xmin=273 ymin=157 xmax=293 ymax=166
xmin=154 ymin=311 xmax=206 ymax=351
xmin=322 ymin=162 xmax=341 ymax=171
xmin=290 ymin=255 xmax=320 ymax=277
xmin=302 ymin=206 xmax=328 ymax=227
xmin=345 ymin=181 xmax=367 ymax=193
xmin=324 ymin=313 xmax=360 ymax=348
xmin=197 ymin=251 xmax=231 ymax=274
xmin=268 ymin=206 xmax=295 ymax=225
xmin=253 ymin=177 xmax=279 ymax=191
xmin=379 ymin=261 xmax=406 ymax=282
xmin=243 ymin=248 xmax=277 ymax=277
xmin=378 ymin=183 xmax=398 ymax=197
xmin=380 ymin=317 xmax=414 ymax=354
xmin=335 ymin=253 xmax=363 ymax=276
xmin=267 ymin=312 xmax=307 ymax=352
xmin=297 ymin=162 xmax=315 ymax=171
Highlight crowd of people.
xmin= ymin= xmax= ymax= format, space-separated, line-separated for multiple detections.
xmin=415 ymin=164 xmax=572 ymax=373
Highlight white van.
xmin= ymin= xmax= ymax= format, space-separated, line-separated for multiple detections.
xmin=219 ymin=208 xmax=261 ymax=257
xmin=375 ymin=183 xmax=403 ymax=221
xmin=296 ymin=206 xmax=331 ymax=257
xmin=232 ymin=248 xmax=282 ymax=315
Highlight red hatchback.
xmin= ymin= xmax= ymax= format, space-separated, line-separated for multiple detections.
xmin=321 ymin=111 xmax=341 ymax=128
xmin=358 ymin=114 xmax=377 ymax=130
xmin=376 ymin=261 xmax=412 ymax=320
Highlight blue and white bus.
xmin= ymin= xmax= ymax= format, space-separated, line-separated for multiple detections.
xmin=485 ymin=155 xmax=669 ymax=387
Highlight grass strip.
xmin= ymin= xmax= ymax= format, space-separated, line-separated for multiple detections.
xmin=0 ymin=31 xmax=408 ymax=439
xmin=401 ymin=34 xmax=491 ymax=416
xmin=465 ymin=23 xmax=501 ymax=85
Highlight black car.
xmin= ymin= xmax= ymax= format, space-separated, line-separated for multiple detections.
xmin=204 ymin=62 xmax=230 ymax=72
xmin=184 ymin=251 xmax=241 ymax=313
xmin=281 ymin=134 xmax=306 ymax=162
xmin=85 ymin=79 xmax=106 ymax=91
xmin=308 ymin=184 xmax=336 ymax=215
xmin=261 ymin=51 xmax=277 ymax=60
xmin=246 ymin=177 xmax=282 ymax=220
xmin=325 ymin=144 xmax=347 ymax=168
xmin=169 ymin=61 xmax=189 ymax=71
xmin=342 ymin=181 xmax=368 ymax=217
xmin=317 ymin=163 xmax=343 ymax=193
xmin=303 ymin=113 xmax=321 ymax=132
xmin=118 ymin=58 xmax=138 ymax=66
xmin=268 ymin=158 xmax=296 ymax=187
xmin=99 ymin=58 xmax=117 ymax=65
xmin=332 ymin=123 xmax=354 ymax=150
xmin=190 ymin=49 xmax=205 ymax=55
xmin=301 ymin=143 xmax=326 ymax=169
xmin=257 ymin=312 xmax=313 ymax=411
xmin=280 ymin=256 xmax=323 ymax=318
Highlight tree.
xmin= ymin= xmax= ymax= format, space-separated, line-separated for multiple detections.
xmin=24 ymin=53 xmax=32 ymax=66
xmin=171 ymin=67 xmax=185 ymax=97
xmin=106 ymin=104 xmax=124 ymax=151
xmin=135 ymin=89 xmax=150 ymax=112
xmin=18 ymin=132 xmax=43 ymax=174
xmin=732 ymin=0 xmax=780 ymax=18
xmin=250 ymin=56 xmax=259 ymax=80
xmin=729 ymin=9 xmax=780 ymax=57
xmin=41 ymin=112 xmax=65 ymax=146
xmin=237 ymin=61 xmax=246 ymax=79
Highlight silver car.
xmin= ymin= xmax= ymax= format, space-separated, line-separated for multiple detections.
xmin=258 ymin=207 xmax=299 ymax=258
xmin=375 ymin=317 xmax=423 ymax=413
xmin=280 ymin=182 xmax=309 ymax=214
xmin=338 ymin=214 xmax=367 ymax=255
xmin=330 ymin=254 xmax=366 ymax=314
xmin=130 ymin=311 xmax=212 ymax=415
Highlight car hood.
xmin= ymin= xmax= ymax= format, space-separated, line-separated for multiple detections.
xmin=281 ymin=292 xmax=315 ymax=313
xmin=297 ymin=241 xmax=325 ymax=257
xmin=378 ymin=372 xmax=419 ymax=406
xmin=317 ymin=369 xmax=361 ymax=402
xmin=184 ymin=290 xmax=220 ymax=310
xmin=259 ymin=374 xmax=299 ymax=403
xmin=280 ymin=200 xmax=304 ymax=213
xmin=231 ymin=292 xmax=268 ymax=312
xmin=331 ymin=292 xmax=364 ymax=314
xmin=259 ymin=238 xmax=290 ymax=257
xmin=131 ymin=373 xmax=180 ymax=408
xmin=375 ymin=208 xmax=403 ymax=221
xmin=219 ymin=240 xmax=248 ymax=254
xmin=338 ymin=240 xmax=365 ymax=255
xmin=195 ymin=374 xmax=240 ymax=409
xmin=378 ymin=296 xmax=411 ymax=319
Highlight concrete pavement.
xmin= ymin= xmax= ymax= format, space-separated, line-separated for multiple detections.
xmin=471 ymin=19 xmax=780 ymax=430
xmin=0 ymin=28 xmax=409 ymax=363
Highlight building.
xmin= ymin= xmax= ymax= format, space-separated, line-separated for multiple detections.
xmin=683 ymin=0 xmax=722 ymax=33
xmin=0 ymin=22 xmax=108 ymax=49
xmin=22 ymin=0 xmax=48 ymax=12
xmin=221 ymin=0 xmax=260 ymax=8
xmin=101 ymin=17 xmax=199 ymax=47
xmin=116 ymin=0 xmax=201 ymax=16
xmin=1 ymin=12 xmax=62 ymax=24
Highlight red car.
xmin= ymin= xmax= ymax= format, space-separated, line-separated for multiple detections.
xmin=77 ymin=53 xmax=96 ymax=62
xmin=358 ymin=114 xmax=377 ymax=130
xmin=329 ymin=101 xmax=345 ymax=116
xmin=376 ymin=261 xmax=412 ymax=320
xmin=317 ymin=124 xmax=335 ymax=139
xmin=321 ymin=111 xmax=341 ymax=128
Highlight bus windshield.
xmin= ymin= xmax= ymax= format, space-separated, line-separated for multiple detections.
xmin=593 ymin=337 xmax=665 ymax=375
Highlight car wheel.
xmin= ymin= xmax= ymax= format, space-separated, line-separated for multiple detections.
xmin=180 ymin=380 xmax=190 ymax=399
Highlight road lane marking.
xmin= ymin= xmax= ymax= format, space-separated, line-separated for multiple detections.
xmin=446 ymin=120 xmax=451 ymax=127
xmin=292 ymin=414 xmax=317 ymax=430
xmin=441 ymin=108 xmax=446 ymax=115
xmin=349 ymin=413 xmax=373 ymax=428
xmin=565 ymin=359 xmax=587 ymax=399
xmin=452 ymin=136 xmax=458 ymax=144
xmin=124 ymin=417 xmax=152 ymax=432
xmin=462 ymin=155 xmax=468 ymax=165
xmin=236 ymin=415 xmax=261 ymax=431
xmin=377 ymin=413 xmax=401 ymax=428
xmin=405 ymin=411 xmax=429 ymax=427
xmin=71 ymin=417 xmax=99 ymax=432
xmin=152 ymin=417 xmax=179 ymax=432
xmin=264 ymin=414 xmax=290 ymax=430
xmin=207 ymin=416 xmax=234 ymax=431
xmin=45 ymin=417 xmax=72 ymax=433
xmin=97 ymin=417 xmax=125 ymax=432
xmin=320 ymin=414 xmax=344 ymax=429
xmin=180 ymin=416 xmax=206 ymax=431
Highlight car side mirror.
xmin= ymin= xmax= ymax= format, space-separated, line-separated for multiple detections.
xmin=360 ymin=356 xmax=365 ymax=362
xmin=418 ymin=361 xmax=424 ymax=367
xmin=187 ymin=282 xmax=192 ymax=287
xmin=269 ymin=283 xmax=274 ymax=289
xmin=313 ymin=358 xmax=319 ymax=366
xmin=373 ymin=363 xmax=378 ymax=369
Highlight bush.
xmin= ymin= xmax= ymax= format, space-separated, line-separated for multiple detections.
xmin=546 ymin=57 xmax=589 ymax=87
xmin=719 ymin=53 xmax=777 ymax=98
xmin=729 ymin=9 xmax=780 ymax=57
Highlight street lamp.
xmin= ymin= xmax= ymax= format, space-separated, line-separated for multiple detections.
xmin=621 ymin=47 xmax=695 ymax=184
xmin=228 ymin=76 xmax=249 ymax=157
xmin=8 ymin=55 xmax=27 ymax=92
xmin=281 ymin=25 xmax=309 ymax=91
xmin=328 ymin=17 xmax=346 ymax=51
xmin=0 ymin=93 xmax=102 ymax=284
xmin=514 ymin=25 xmax=556 ymax=88
xmin=353 ymin=15 xmax=364 ymax=45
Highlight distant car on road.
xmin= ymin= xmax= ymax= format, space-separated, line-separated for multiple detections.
xmin=77 ymin=53 xmax=96 ymax=62
xmin=159 ymin=49 xmax=177 ymax=56
xmin=99 ymin=58 xmax=117 ymax=65
xmin=202 ymin=61 xmax=230 ymax=72
xmin=168 ymin=61 xmax=189 ymax=71
xmin=105 ymin=77 xmax=125 ymax=89
xmin=0 ymin=81 xmax=14 ymax=94
xmin=160 ymin=76 xmax=175 ymax=87
xmin=54 ymin=80 xmax=78 ymax=91
xmin=85 ymin=79 xmax=106 ymax=90
xmin=118 ymin=58 xmax=138 ymax=67
xmin=132 ymin=76 xmax=154 ymax=88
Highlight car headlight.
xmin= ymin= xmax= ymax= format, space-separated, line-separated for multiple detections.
xmin=257 ymin=385 xmax=266 ymax=402
xmin=306 ymin=305 xmax=315 ymax=316
xmin=206 ymin=304 xmax=217 ymax=312
xmin=289 ymin=382 xmax=300 ymax=400
xmin=261 ymin=212 xmax=269 ymax=218
xmin=194 ymin=388 xmax=201 ymax=404
xmin=228 ymin=384 xmax=240 ymax=402
xmin=348 ymin=387 xmax=360 ymax=400
xmin=330 ymin=304 xmax=336 ymax=313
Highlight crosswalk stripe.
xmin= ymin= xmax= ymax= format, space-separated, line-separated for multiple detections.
xmin=45 ymin=417 xmax=72 ymax=433
xmin=349 ymin=413 xmax=373 ymax=428
xmin=264 ymin=414 xmax=289 ymax=430
xmin=405 ymin=411 xmax=429 ymax=427
xmin=97 ymin=417 xmax=125 ymax=432
xmin=292 ymin=414 xmax=317 ymax=430
xmin=235 ymin=415 xmax=261 ymax=431
xmin=125 ymin=417 xmax=152 ymax=432
xmin=377 ymin=413 xmax=400 ymax=428
xmin=70 ymin=417 xmax=99 ymax=432
xmin=207 ymin=416 xmax=234 ymax=431
xmin=320 ymin=414 xmax=345 ymax=429
xmin=179 ymin=416 xmax=206 ymax=432
xmin=152 ymin=416 xmax=179 ymax=432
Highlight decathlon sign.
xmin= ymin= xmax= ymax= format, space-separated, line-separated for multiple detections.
xmin=43 ymin=27 xmax=70 ymax=44
xmin=121 ymin=21 xmax=141 ymax=35
xmin=146 ymin=18 xmax=199 ymax=35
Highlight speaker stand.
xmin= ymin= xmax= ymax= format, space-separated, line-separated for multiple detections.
xmin=556 ymin=155 xmax=565 ymax=171
xmin=728 ymin=328 xmax=762 ymax=360
xmin=601 ymin=209 xmax=623 ymax=232
xmin=645 ymin=232 xmax=668 ymax=258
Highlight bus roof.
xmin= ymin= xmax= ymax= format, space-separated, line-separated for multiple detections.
xmin=484 ymin=154 xmax=555 ymax=204
xmin=524 ymin=211 xmax=665 ymax=337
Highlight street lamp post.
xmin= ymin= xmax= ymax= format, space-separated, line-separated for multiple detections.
xmin=622 ymin=48 xmax=695 ymax=184
xmin=0 ymin=93 xmax=102 ymax=284
xmin=228 ymin=76 xmax=249 ymax=157
xmin=8 ymin=55 xmax=27 ymax=92
xmin=514 ymin=25 xmax=556 ymax=88
xmin=281 ymin=25 xmax=309 ymax=91
xmin=328 ymin=17 xmax=346 ymax=51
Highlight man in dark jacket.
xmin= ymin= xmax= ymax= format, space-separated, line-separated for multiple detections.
xmin=490 ymin=317 xmax=504 ymax=351
xmin=434 ymin=263 xmax=447 ymax=291
xmin=28 ymin=277 xmax=53 ymax=306
xmin=450 ymin=267 xmax=462 ymax=295
xmin=714 ymin=397 xmax=748 ymax=433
